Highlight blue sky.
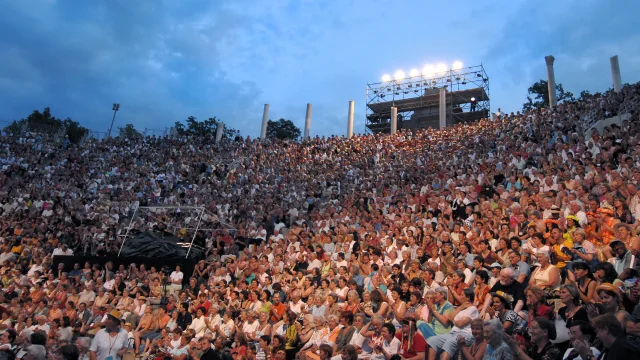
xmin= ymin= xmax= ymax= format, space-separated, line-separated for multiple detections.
xmin=0 ymin=0 xmax=639 ymax=138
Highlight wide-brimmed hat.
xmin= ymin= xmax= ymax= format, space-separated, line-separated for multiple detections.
xmin=595 ymin=282 xmax=621 ymax=297
xmin=614 ymin=223 xmax=631 ymax=233
xmin=106 ymin=309 xmax=122 ymax=323
xmin=566 ymin=215 xmax=580 ymax=223
xmin=490 ymin=291 xmax=514 ymax=309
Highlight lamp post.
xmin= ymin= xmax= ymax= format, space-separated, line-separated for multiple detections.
xmin=107 ymin=103 xmax=120 ymax=139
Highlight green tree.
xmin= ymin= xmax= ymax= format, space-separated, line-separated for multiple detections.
xmin=522 ymin=80 xmax=575 ymax=111
xmin=579 ymin=90 xmax=592 ymax=101
xmin=2 ymin=107 xmax=88 ymax=143
xmin=266 ymin=118 xmax=301 ymax=140
xmin=174 ymin=120 xmax=185 ymax=135
xmin=174 ymin=116 xmax=239 ymax=138
xmin=3 ymin=119 xmax=27 ymax=135
xmin=62 ymin=118 xmax=88 ymax=143
xmin=118 ymin=124 xmax=142 ymax=139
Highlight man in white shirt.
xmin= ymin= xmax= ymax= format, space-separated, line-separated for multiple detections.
xmin=90 ymin=310 xmax=129 ymax=360
xmin=78 ymin=284 xmax=97 ymax=305
xmin=288 ymin=291 xmax=306 ymax=315
xmin=169 ymin=266 xmax=184 ymax=299
xmin=0 ymin=246 xmax=16 ymax=264
xmin=52 ymin=243 xmax=74 ymax=256
xmin=306 ymin=252 xmax=322 ymax=273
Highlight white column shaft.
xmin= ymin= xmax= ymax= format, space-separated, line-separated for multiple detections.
xmin=439 ymin=88 xmax=446 ymax=129
xmin=304 ymin=103 xmax=312 ymax=140
xmin=260 ymin=104 xmax=270 ymax=139
xmin=215 ymin=123 xmax=224 ymax=144
xmin=347 ymin=101 xmax=355 ymax=138
xmin=390 ymin=107 xmax=397 ymax=135
xmin=610 ymin=55 xmax=622 ymax=93
xmin=545 ymin=55 xmax=557 ymax=107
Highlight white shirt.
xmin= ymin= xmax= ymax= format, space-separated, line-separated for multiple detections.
xmin=307 ymin=259 xmax=322 ymax=271
xmin=189 ymin=316 xmax=207 ymax=338
xmin=89 ymin=328 xmax=129 ymax=360
xmin=289 ymin=300 xmax=306 ymax=315
xmin=370 ymin=337 xmax=401 ymax=360
xmin=562 ymin=347 xmax=601 ymax=360
xmin=170 ymin=271 xmax=183 ymax=285
xmin=30 ymin=324 xmax=50 ymax=335
xmin=451 ymin=305 xmax=479 ymax=333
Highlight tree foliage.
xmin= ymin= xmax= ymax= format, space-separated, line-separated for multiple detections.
xmin=266 ymin=118 xmax=301 ymax=141
xmin=2 ymin=107 xmax=88 ymax=143
xmin=173 ymin=116 xmax=239 ymax=138
xmin=118 ymin=124 xmax=143 ymax=139
xmin=522 ymin=80 xmax=575 ymax=112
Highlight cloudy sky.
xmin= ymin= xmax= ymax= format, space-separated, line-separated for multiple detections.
xmin=0 ymin=0 xmax=638 ymax=138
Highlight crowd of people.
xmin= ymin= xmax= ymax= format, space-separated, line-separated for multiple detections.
xmin=1 ymin=83 xmax=640 ymax=360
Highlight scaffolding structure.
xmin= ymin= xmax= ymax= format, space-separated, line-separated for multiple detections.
xmin=365 ymin=64 xmax=490 ymax=133
xmin=117 ymin=205 xmax=236 ymax=259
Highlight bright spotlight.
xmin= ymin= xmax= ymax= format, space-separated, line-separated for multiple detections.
xmin=381 ymin=74 xmax=391 ymax=82
xmin=436 ymin=63 xmax=448 ymax=73
xmin=409 ymin=69 xmax=419 ymax=78
xmin=422 ymin=64 xmax=435 ymax=78
xmin=394 ymin=70 xmax=406 ymax=81
xmin=470 ymin=97 xmax=476 ymax=102
xmin=452 ymin=61 xmax=463 ymax=70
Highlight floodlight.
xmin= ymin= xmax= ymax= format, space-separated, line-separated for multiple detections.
xmin=452 ymin=61 xmax=463 ymax=70
xmin=381 ymin=74 xmax=391 ymax=82
xmin=422 ymin=64 xmax=435 ymax=78
xmin=436 ymin=63 xmax=448 ymax=73
xmin=471 ymin=97 xmax=476 ymax=102
xmin=409 ymin=69 xmax=419 ymax=77
xmin=394 ymin=70 xmax=406 ymax=81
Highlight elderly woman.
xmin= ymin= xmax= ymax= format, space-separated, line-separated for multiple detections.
xmin=298 ymin=316 xmax=330 ymax=360
xmin=427 ymin=289 xmax=479 ymax=360
xmin=507 ymin=317 xmax=562 ymax=360
xmin=74 ymin=337 xmax=92 ymax=360
xmin=529 ymin=249 xmax=560 ymax=290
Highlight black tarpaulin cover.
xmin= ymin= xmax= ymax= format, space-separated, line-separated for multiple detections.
xmin=119 ymin=231 xmax=204 ymax=259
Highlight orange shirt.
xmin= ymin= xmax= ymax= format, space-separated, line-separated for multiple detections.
xmin=270 ymin=302 xmax=287 ymax=323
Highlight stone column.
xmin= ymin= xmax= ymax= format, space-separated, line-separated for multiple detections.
xmin=347 ymin=101 xmax=355 ymax=138
xmin=215 ymin=122 xmax=224 ymax=144
xmin=439 ymin=87 xmax=446 ymax=129
xmin=260 ymin=104 xmax=270 ymax=140
xmin=303 ymin=103 xmax=312 ymax=140
xmin=545 ymin=55 xmax=557 ymax=107
xmin=390 ymin=107 xmax=397 ymax=135
xmin=610 ymin=55 xmax=622 ymax=93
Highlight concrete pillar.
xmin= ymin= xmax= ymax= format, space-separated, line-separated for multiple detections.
xmin=260 ymin=104 xmax=270 ymax=140
xmin=347 ymin=101 xmax=355 ymax=138
xmin=215 ymin=122 xmax=224 ymax=144
xmin=439 ymin=87 xmax=446 ymax=129
xmin=610 ymin=55 xmax=622 ymax=93
xmin=545 ymin=55 xmax=557 ymax=107
xmin=304 ymin=103 xmax=312 ymax=140
xmin=390 ymin=107 xmax=398 ymax=135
